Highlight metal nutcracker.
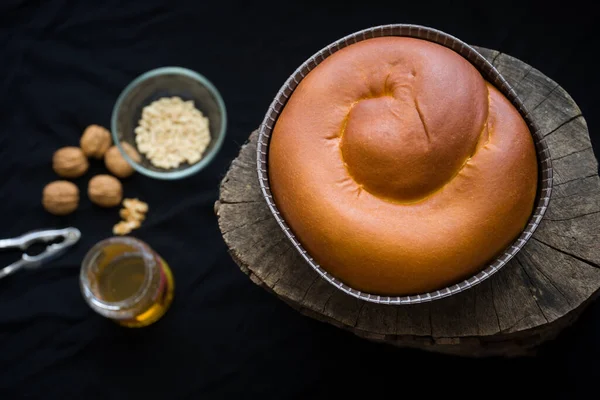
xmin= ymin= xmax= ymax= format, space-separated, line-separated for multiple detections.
xmin=0 ymin=227 xmax=81 ymax=279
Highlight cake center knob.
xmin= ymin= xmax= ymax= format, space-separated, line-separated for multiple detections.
xmin=340 ymin=95 xmax=481 ymax=202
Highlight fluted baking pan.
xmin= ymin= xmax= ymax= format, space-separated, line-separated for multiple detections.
xmin=256 ymin=24 xmax=552 ymax=304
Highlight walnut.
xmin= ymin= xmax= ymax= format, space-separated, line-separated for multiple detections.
xmin=52 ymin=147 xmax=89 ymax=178
xmin=80 ymin=124 xmax=112 ymax=159
xmin=104 ymin=143 xmax=141 ymax=178
xmin=88 ymin=174 xmax=123 ymax=207
xmin=42 ymin=181 xmax=79 ymax=215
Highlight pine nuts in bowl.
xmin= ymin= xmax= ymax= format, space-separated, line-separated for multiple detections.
xmin=111 ymin=67 xmax=227 ymax=180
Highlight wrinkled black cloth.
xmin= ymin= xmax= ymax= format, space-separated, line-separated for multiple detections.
xmin=0 ymin=1 xmax=598 ymax=399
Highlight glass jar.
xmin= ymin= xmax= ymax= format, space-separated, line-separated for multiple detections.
xmin=80 ymin=236 xmax=174 ymax=327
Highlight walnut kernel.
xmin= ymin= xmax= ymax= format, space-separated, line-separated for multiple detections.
xmin=42 ymin=181 xmax=79 ymax=215
xmin=113 ymin=198 xmax=149 ymax=235
xmin=88 ymin=174 xmax=123 ymax=207
xmin=80 ymin=124 xmax=112 ymax=159
xmin=119 ymin=208 xmax=145 ymax=222
xmin=52 ymin=147 xmax=89 ymax=178
xmin=113 ymin=220 xmax=141 ymax=236
xmin=123 ymin=198 xmax=149 ymax=213
xmin=105 ymin=143 xmax=141 ymax=178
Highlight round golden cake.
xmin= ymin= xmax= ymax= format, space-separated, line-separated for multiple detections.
xmin=268 ymin=37 xmax=538 ymax=296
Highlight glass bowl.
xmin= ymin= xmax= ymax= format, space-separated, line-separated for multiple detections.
xmin=111 ymin=66 xmax=227 ymax=180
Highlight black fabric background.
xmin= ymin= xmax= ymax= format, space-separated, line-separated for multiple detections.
xmin=0 ymin=1 xmax=598 ymax=398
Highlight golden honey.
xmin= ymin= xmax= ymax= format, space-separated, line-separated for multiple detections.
xmin=80 ymin=237 xmax=174 ymax=327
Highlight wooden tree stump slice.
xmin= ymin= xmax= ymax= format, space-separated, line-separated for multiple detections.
xmin=215 ymin=47 xmax=600 ymax=357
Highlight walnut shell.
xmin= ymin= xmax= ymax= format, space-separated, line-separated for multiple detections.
xmin=88 ymin=174 xmax=123 ymax=207
xmin=52 ymin=147 xmax=89 ymax=178
xmin=80 ymin=124 xmax=112 ymax=159
xmin=104 ymin=143 xmax=141 ymax=178
xmin=42 ymin=181 xmax=79 ymax=216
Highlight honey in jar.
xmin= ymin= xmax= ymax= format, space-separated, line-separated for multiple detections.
xmin=80 ymin=237 xmax=174 ymax=327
